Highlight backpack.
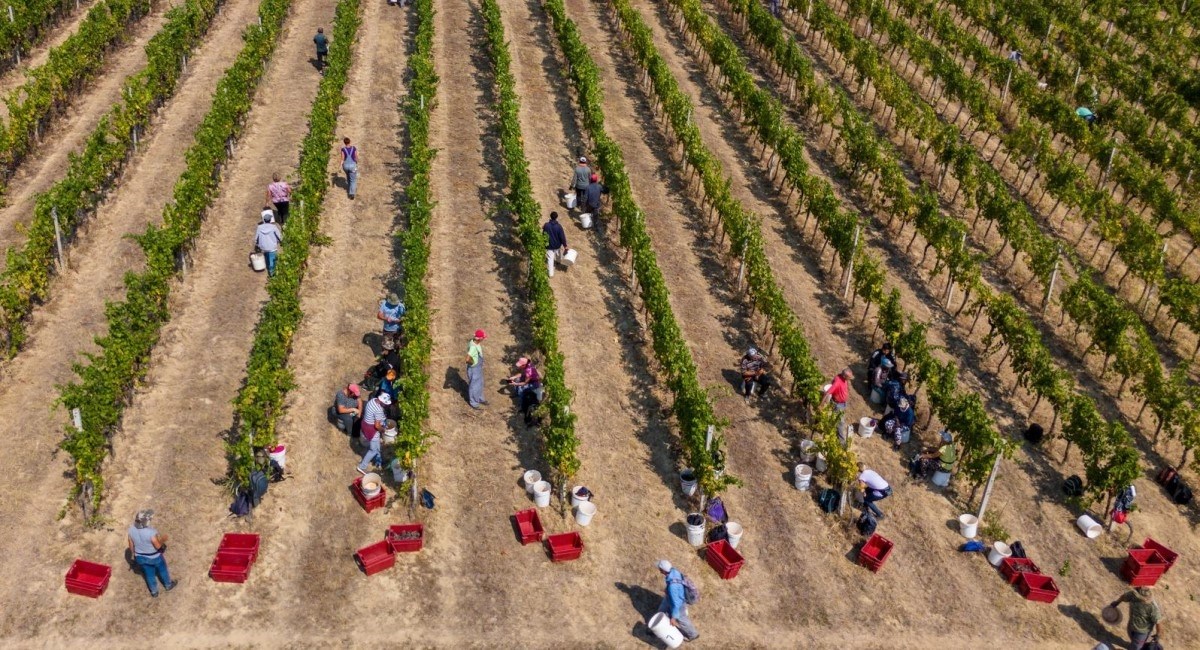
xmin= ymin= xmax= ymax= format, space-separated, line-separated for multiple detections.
xmin=670 ymin=575 xmax=699 ymax=605
xmin=818 ymin=488 xmax=840 ymax=513
xmin=705 ymin=497 xmax=728 ymax=524
xmin=959 ymin=540 xmax=986 ymax=553
xmin=269 ymin=459 xmax=285 ymax=483
xmin=420 ymin=488 xmax=436 ymax=509
xmin=1062 ymin=475 xmax=1084 ymax=497
xmin=1009 ymin=541 xmax=1027 ymax=559
xmin=1172 ymin=482 xmax=1193 ymax=505
xmin=249 ymin=470 xmax=269 ymax=507
xmin=856 ymin=513 xmax=877 ymax=536
xmin=1023 ymin=423 xmax=1045 ymax=445
xmin=706 ymin=524 xmax=728 ymax=544
xmin=229 ymin=491 xmax=252 ymax=517
xmin=1157 ymin=467 xmax=1178 ymax=486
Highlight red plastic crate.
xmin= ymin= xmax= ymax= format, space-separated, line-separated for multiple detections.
xmin=545 ymin=532 xmax=583 ymax=562
xmin=999 ymin=557 xmax=1042 ymax=584
xmin=209 ymin=551 xmax=252 ymax=584
xmin=355 ymin=540 xmax=396 ymax=576
xmin=386 ymin=524 xmax=424 ymax=553
xmin=1015 ymin=572 xmax=1060 ymax=603
xmin=858 ymin=534 xmax=894 ymax=573
xmin=351 ymin=477 xmax=387 ymax=513
xmin=513 ymin=508 xmax=544 ymax=545
xmin=1123 ymin=549 xmax=1169 ymax=581
xmin=1121 ymin=564 xmax=1162 ymax=587
xmin=704 ymin=540 xmax=745 ymax=580
xmin=1142 ymin=538 xmax=1178 ymax=573
xmin=217 ymin=533 xmax=261 ymax=563
xmin=64 ymin=559 xmax=111 ymax=598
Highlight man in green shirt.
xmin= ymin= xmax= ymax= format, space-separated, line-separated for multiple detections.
xmin=466 ymin=329 xmax=487 ymax=409
xmin=1109 ymin=587 xmax=1164 ymax=650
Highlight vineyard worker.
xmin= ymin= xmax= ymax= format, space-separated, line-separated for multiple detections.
xmin=856 ymin=463 xmax=892 ymax=519
xmin=583 ymin=173 xmax=607 ymax=221
xmin=358 ymin=392 xmax=390 ymax=474
xmin=543 ymin=211 xmax=568 ymax=277
xmin=254 ymin=211 xmax=283 ymax=278
xmin=1108 ymin=587 xmax=1165 ymax=650
xmin=885 ymin=397 xmax=915 ymax=449
xmin=739 ymin=347 xmax=770 ymax=403
xmin=333 ymin=383 xmax=362 ymax=436
xmin=265 ymin=174 xmax=292 ymax=224
xmin=866 ymin=341 xmax=895 ymax=385
xmin=340 ymin=137 xmax=359 ymax=199
xmin=466 ymin=329 xmax=488 ymax=409
xmin=821 ymin=367 xmax=853 ymax=441
xmin=506 ymin=357 xmax=542 ymax=426
xmin=917 ymin=430 xmax=957 ymax=475
xmin=127 ymin=510 xmax=178 ymax=598
xmin=313 ymin=27 xmax=329 ymax=71
xmin=882 ymin=371 xmax=909 ymax=412
xmin=378 ymin=292 xmax=405 ymax=344
xmin=569 ymin=157 xmax=591 ymax=208
xmin=1076 ymin=106 xmax=1097 ymax=126
xmin=656 ymin=560 xmax=699 ymax=642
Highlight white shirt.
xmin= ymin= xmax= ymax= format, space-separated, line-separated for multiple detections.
xmin=858 ymin=469 xmax=888 ymax=491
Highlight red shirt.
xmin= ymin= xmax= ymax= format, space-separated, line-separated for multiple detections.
xmin=827 ymin=375 xmax=849 ymax=405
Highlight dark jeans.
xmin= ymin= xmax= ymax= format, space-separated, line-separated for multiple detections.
xmin=575 ymin=187 xmax=587 ymax=207
xmin=862 ymin=487 xmax=890 ymax=518
xmin=135 ymin=553 xmax=172 ymax=595
xmin=316 ymin=51 xmax=327 ymax=69
xmin=273 ymin=201 xmax=290 ymax=224
xmin=1128 ymin=628 xmax=1151 ymax=650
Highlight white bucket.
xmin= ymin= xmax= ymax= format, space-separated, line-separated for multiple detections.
xmin=268 ymin=445 xmax=286 ymax=468
xmin=533 ymin=481 xmax=551 ymax=508
xmin=249 ymin=252 xmax=266 ymax=271
xmin=932 ymin=470 xmax=951 ymax=487
xmin=570 ymin=485 xmax=591 ymax=508
xmin=859 ymin=417 xmax=876 ymax=437
xmin=561 ymin=248 xmax=578 ymax=266
xmin=686 ymin=513 xmax=705 ymax=547
xmin=798 ymin=439 xmax=817 ymax=463
xmin=680 ymin=469 xmax=698 ymax=496
xmin=361 ymin=473 xmax=383 ymax=497
xmin=563 ymin=192 xmax=577 ymax=209
xmin=523 ymin=470 xmax=541 ymax=494
xmin=726 ymin=521 xmax=744 ymax=549
xmin=988 ymin=541 xmax=1012 ymax=567
xmin=794 ymin=464 xmax=813 ymax=491
xmin=1076 ymin=514 xmax=1103 ymax=539
xmin=815 ymin=452 xmax=827 ymax=473
xmin=390 ymin=459 xmax=409 ymax=483
xmin=575 ymin=501 xmax=596 ymax=526
xmin=578 ymin=213 xmax=593 ymax=229
xmin=647 ymin=612 xmax=684 ymax=649
xmin=958 ymin=514 xmax=978 ymax=538
xmin=822 ymin=383 xmax=832 ymax=394
xmin=381 ymin=419 xmax=398 ymax=444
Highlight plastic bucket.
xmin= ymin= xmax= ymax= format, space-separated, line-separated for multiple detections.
xmin=680 ymin=469 xmax=697 ymax=496
xmin=268 ymin=445 xmax=286 ymax=468
xmin=570 ymin=486 xmax=591 ymax=508
xmin=249 ymin=252 xmax=266 ymax=271
xmin=815 ymin=453 xmax=828 ymax=473
xmin=987 ymin=541 xmax=1012 ymax=567
xmin=822 ymin=383 xmax=832 ymax=394
xmin=523 ymin=470 xmax=541 ymax=494
xmin=932 ymin=470 xmax=951 ymax=487
xmin=575 ymin=501 xmax=596 ymax=526
xmin=578 ymin=213 xmax=593 ymax=229
xmin=794 ymin=464 xmax=813 ymax=491
xmin=958 ymin=514 xmax=978 ymax=538
xmin=562 ymin=249 xmax=578 ymax=266
xmin=686 ymin=513 xmax=705 ymax=547
xmin=1076 ymin=514 xmax=1102 ymax=539
xmin=390 ymin=459 xmax=409 ymax=483
xmin=382 ymin=419 xmax=398 ymax=444
xmin=869 ymin=386 xmax=883 ymax=404
xmin=726 ymin=522 xmax=744 ymax=549
xmin=361 ymin=473 xmax=383 ymax=498
xmin=563 ymin=192 xmax=577 ymax=209
xmin=647 ymin=612 xmax=684 ymax=649
xmin=533 ymin=481 xmax=551 ymax=508
xmin=859 ymin=417 xmax=876 ymax=437
xmin=798 ymin=439 xmax=817 ymax=463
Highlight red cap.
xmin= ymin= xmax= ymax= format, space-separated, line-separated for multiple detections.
xmin=474 ymin=329 xmax=487 ymax=340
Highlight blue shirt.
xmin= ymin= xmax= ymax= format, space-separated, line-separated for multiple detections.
xmin=379 ymin=300 xmax=405 ymax=332
xmin=664 ymin=569 xmax=686 ymax=618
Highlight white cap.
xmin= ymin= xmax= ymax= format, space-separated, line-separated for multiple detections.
xmin=377 ymin=393 xmax=392 ymax=405
xmin=657 ymin=559 xmax=672 ymax=572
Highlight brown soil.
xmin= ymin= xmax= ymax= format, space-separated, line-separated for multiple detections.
xmin=0 ymin=0 xmax=95 ymax=94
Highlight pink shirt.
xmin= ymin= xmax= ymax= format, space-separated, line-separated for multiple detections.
xmin=267 ymin=181 xmax=291 ymax=203
xmin=826 ymin=375 xmax=849 ymax=405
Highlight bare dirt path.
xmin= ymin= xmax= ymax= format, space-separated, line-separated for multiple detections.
xmin=0 ymin=0 xmax=339 ymax=641
xmin=0 ymin=1 xmax=95 ymax=97
xmin=0 ymin=0 xmax=266 ymax=637
xmin=0 ymin=0 xmax=177 ymax=262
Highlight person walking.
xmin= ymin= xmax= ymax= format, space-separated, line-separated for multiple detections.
xmin=1108 ymin=587 xmax=1165 ymax=650
xmin=656 ymin=560 xmax=699 ymax=642
xmin=313 ymin=27 xmax=329 ymax=72
xmin=583 ymin=173 xmax=606 ymax=223
xmin=127 ymin=510 xmax=178 ymax=598
xmin=265 ymin=174 xmax=292 ymax=224
xmin=569 ymin=156 xmax=591 ymax=208
xmin=254 ymin=211 xmax=283 ymax=278
xmin=378 ymin=292 xmax=405 ymax=344
xmin=357 ymin=392 xmax=390 ymax=473
xmin=466 ymin=329 xmax=487 ymax=409
xmin=856 ymin=462 xmax=892 ymax=519
xmin=542 ymin=212 xmax=568 ymax=277
xmin=340 ymin=137 xmax=359 ymax=199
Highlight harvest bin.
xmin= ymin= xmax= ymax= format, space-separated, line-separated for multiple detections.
xmin=351 ymin=476 xmax=387 ymax=513
xmin=1141 ymin=538 xmax=1178 ymax=573
xmin=545 ymin=532 xmax=583 ymax=562
xmin=513 ymin=508 xmax=544 ymax=545
xmin=705 ymin=540 xmax=745 ymax=580
xmin=858 ymin=534 xmax=894 ymax=573
xmin=355 ymin=540 xmax=396 ymax=576
xmin=218 ymin=533 xmax=261 ymax=562
xmin=209 ymin=551 xmax=253 ymax=583
xmin=65 ymin=559 xmax=111 ymax=598
xmin=1015 ymin=572 xmax=1060 ymax=603
xmin=1121 ymin=549 xmax=1170 ymax=587
xmin=999 ymin=557 xmax=1041 ymax=585
xmin=386 ymin=524 xmax=424 ymax=553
